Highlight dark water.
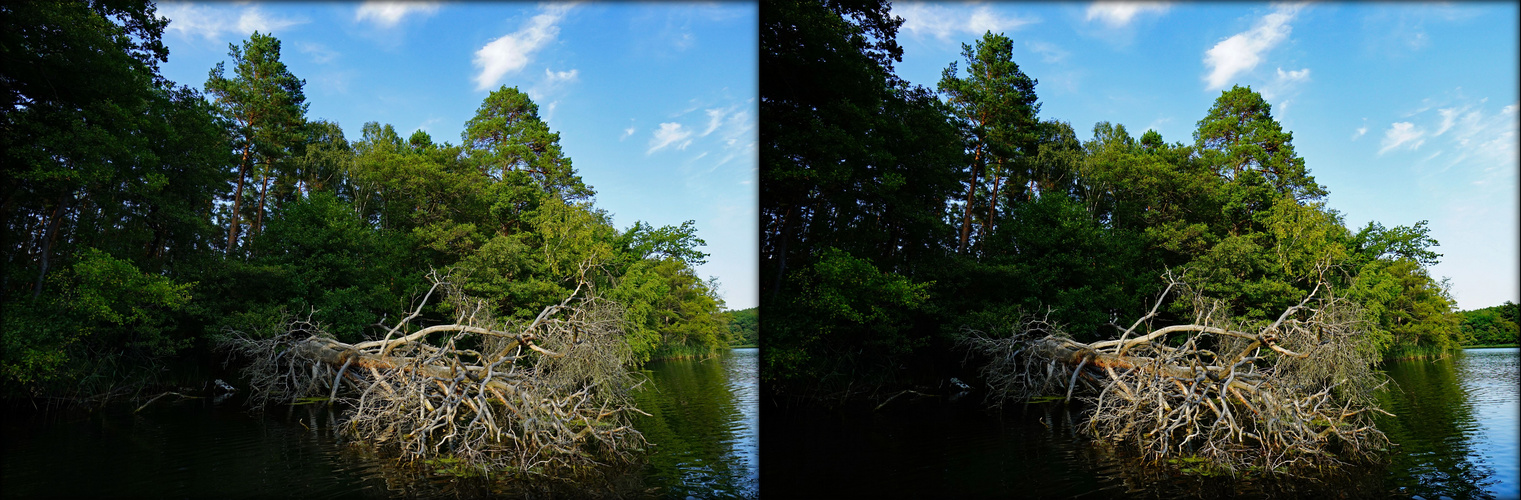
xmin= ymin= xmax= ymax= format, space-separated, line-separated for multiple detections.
xmin=0 ymin=348 xmax=759 ymax=498
xmin=764 ymin=348 xmax=1520 ymax=499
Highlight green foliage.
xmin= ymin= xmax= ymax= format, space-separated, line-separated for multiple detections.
xmin=246 ymin=192 xmax=416 ymax=342
xmin=760 ymin=15 xmax=1466 ymax=398
xmin=1 ymin=16 xmax=722 ymax=398
xmin=3 ymin=248 xmax=192 ymax=389
xmin=1457 ymin=302 xmax=1520 ymax=346
xmin=726 ymin=307 xmax=758 ymax=347
xmin=205 ymin=30 xmax=309 ymax=253
xmin=1194 ymin=85 xmax=1324 ymax=202
xmin=463 ymin=86 xmax=591 ymax=201
xmin=1351 ymin=220 xmax=1442 ymax=267
xmin=766 ymin=248 xmax=931 ymax=385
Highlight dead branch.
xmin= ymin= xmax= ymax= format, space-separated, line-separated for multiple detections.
xmin=960 ymin=270 xmax=1391 ymax=474
xmin=217 ymin=269 xmax=647 ymax=476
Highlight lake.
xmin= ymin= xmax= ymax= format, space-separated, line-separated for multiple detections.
xmin=0 ymin=347 xmax=759 ymax=498
xmin=763 ymin=347 xmax=1519 ymax=499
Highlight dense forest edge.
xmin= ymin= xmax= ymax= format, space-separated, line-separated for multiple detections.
xmin=1 ymin=1 xmax=744 ymax=405
xmin=760 ymin=0 xmax=1505 ymax=405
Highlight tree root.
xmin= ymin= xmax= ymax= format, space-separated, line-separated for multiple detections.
xmin=218 ymin=270 xmax=647 ymax=476
xmin=960 ymin=271 xmax=1392 ymax=474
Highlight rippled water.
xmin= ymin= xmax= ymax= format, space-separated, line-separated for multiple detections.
xmin=1378 ymin=348 xmax=1520 ymax=499
xmin=0 ymin=348 xmax=760 ymax=498
xmin=764 ymin=348 xmax=1520 ymax=499
xmin=634 ymin=347 xmax=760 ymax=498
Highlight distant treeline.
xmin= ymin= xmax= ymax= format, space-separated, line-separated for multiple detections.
xmin=727 ymin=307 xmax=758 ymax=347
xmin=761 ymin=0 xmax=1466 ymax=398
xmin=1458 ymin=302 xmax=1520 ymax=346
xmin=2 ymin=1 xmax=732 ymax=398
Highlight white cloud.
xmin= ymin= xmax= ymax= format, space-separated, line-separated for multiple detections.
xmin=1379 ymin=122 xmax=1426 ymax=155
xmin=473 ymin=5 xmax=572 ymax=92
xmin=897 ymin=2 xmax=1038 ymax=42
xmin=1352 ymin=125 xmax=1368 ymax=140
xmin=702 ymin=105 xmax=752 ymax=138
xmin=160 ymin=3 xmax=307 ymax=42
xmin=648 ymin=122 xmax=693 ymax=154
xmin=1203 ymin=4 xmax=1303 ymax=90
xmin=1275 ymin=67 xmax=1310 ymax=83
xmin=1085 ymin=2 xmax=1170 ymax=27
xmin=1434 ymin=106 xmax=1467 ymax=136
xmin=1025 ymin=41 xmax=1069 ymax=63
xmin=544 ymin=68 xmax=578 ymax=84
xmin=621 ymin=126 xmax=636 ymax=141
xmin=355 ymin=2 xmax=439 ymax=27
xmin=234 ymin=7 xmax=306 ymax=35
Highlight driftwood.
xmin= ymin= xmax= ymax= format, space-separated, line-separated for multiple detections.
xmin=218 ymin=270 xmax=647 ymax=475
xmin=961 ymin=272 xmax=1392 ymax=473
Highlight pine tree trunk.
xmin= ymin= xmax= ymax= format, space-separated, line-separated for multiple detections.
xmin=958 ymin=145 xmax=983 ymax=254
xmin=32 ymin=193 xmax=71 ymax=299
xmin=227 ymin=144 xmax=252 ymax=253
xmin=254 ymin=172 xmax=270 ymax=239
xmin=980 ymin=159 xmax=1004 ymax=250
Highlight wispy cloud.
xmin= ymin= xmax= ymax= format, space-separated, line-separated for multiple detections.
xmin=621 ymin=126 xmax=636 ymax=141
xmin=473 ymin=4 xmax=573 ymax=92
xmin=1439 ymin=102 xmax=1517 ymax=169
xmin=648 ymin=123 xmax=693 ymax=154
xmin=1260 ymin=66 xmax=1312 ymax=105
xmin=159 ymin=3 xmax=308 ymax=42
xmin=1389 ymin=90 xmax=1518 ymax=178
xmin=1085 ymin=2 xmax=1170 ymax=28
xmin=897 ymin=2 xmax=1039 ymax=42
xmin=524 ymin=68 xmax=580 ymax=122
xmin=1352 ymin=123 xmax=1368 ymax=141
xmin=703 ymin=108 xmax=728 ymax=137
xmin=1379 ymin=122 xmax=1426 ymax=155
xmin=298 ymin=42 xmax=339 ymax=64
xmin=543 ymin=68 xmax=578 ymax=85
xmin=1025 ymin=41 xmax=1069 ymax=63
xmin=355 ymin=2 xmax=439 ymax=28
xmin=1275 ymin=67 xmax=1310 ymax=84
xmin=1434 ymin=105 xmax=1469 ymax=137
xmin=1203 ymin=4 xmax=1303 ymax=90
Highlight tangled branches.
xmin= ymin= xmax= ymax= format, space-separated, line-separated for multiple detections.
xmin=961 ymin=273 xmax=1392 ymax=473
xmin=218 ymin=271 xmax=647 ymax=476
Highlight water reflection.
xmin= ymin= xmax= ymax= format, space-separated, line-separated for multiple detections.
xmin=0 ymin=348 xmax=761 ymax=499
xmin=633 ymin=347 xmax=759 ymax=499
xmin=763 ymin=348 xmax=1519 ymax=499
xmin=1378 ymin=348 xmax=1519 ymax=499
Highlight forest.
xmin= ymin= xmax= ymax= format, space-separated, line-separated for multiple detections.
xmin=1457 ymin=302 xmax=1520 ymax=347
xmin=1 ymin=0 xmax=736 ymax=402
xmin=761 ymin=0 xmax=1477 ymax=401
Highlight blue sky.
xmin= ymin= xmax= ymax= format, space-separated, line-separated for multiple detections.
xmin=153 ymin=2 xmax=759 ymax=310
xmin=889 ymin=2 xmax=1519 ymax=310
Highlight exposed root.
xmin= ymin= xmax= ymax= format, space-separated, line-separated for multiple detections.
xmin=218 ymin=269 xmax=647 ymax=475
xmin=960 ymin=271 xmax=1391 ymax=474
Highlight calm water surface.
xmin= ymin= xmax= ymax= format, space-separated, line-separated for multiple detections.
xmin=765 ymin=348 xmax=1519 ymax=499
xmin=1 ymin=348 xmax=759 ymax=498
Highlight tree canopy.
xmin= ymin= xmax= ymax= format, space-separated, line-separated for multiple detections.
xmin=761 ymin=0 xmax=1466 ymax=398
xmin=1 ymin=4 xmax=735 ymax=397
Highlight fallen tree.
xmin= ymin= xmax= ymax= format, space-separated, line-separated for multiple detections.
xmin=960 ymin=271 xmax=1392 ymax=473
xmin=218 ymin=271 xmax=648 ymax=476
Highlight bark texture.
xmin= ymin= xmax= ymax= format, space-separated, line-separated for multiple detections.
xmin=960 ymin=273 xmax=1391 ymax=473
xmin=219 ymin=271 xmax=647 ymax=475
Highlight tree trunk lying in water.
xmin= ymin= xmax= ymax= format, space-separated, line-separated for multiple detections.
xmin=218 ymin=272 xmax=647 ymax=475
xmin=960 ymin=273 xmax=1392 ymax=473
